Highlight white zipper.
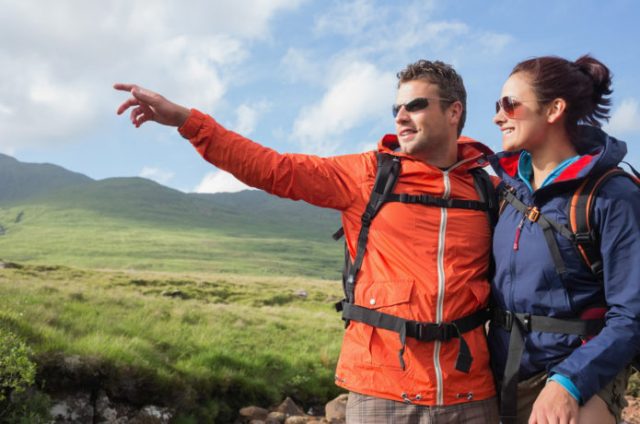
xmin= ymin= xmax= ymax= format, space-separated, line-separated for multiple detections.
xmin=433 ymin=169 xmax=451 ymax=405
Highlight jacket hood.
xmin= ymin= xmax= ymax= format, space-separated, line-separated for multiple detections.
xmin=378 ymin=134 xmax=494 ymax=168
xmin=489 ymin=125 xmax=628 ymax=185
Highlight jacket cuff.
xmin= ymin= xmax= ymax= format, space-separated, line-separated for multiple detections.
xmin=548 ymin=373 xmax=583 ymax=404
xmin=178 ymin=109 xmax=207 ymax=140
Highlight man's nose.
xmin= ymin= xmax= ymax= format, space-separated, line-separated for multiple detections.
xmin=395 ymin=106 xmax=410 ymax=124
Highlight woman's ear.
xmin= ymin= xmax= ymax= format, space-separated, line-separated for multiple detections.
xmin=546 ymin=98 xmax=567 ymax=124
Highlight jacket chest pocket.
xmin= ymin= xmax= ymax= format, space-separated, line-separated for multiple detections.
xmin=358 ymin=279 xmax=415 ymax=369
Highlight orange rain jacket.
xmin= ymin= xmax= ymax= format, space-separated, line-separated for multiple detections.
xmin=179 ymin=109 xmax=496 ymax=406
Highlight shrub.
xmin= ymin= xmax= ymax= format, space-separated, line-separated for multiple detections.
xmin=0 ymin=329 xmax=36 ymax=402
xmin=0 ymin=327 xmax=51 ymax=422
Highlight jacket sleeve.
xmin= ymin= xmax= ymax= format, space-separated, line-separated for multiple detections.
xmin=178 ymin=109 xmax=366 ymax=211
xmin=550 ymin=175 xmax=640 ymax=401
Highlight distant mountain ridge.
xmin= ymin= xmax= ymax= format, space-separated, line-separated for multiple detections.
xmin=0 ymin=154 xmax=342 ymax=278
xmin=0 ymin=153 xmax=93 ymax=203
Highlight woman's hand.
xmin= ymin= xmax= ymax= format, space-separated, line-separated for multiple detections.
xmin=529 ymin=381 xmax=579 ymax=424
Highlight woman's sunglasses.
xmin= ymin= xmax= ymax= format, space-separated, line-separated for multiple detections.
xmin=392 ymin=97 xmax=453 ymax=118
xmin=495 ymin=96 xmax=540 ymax=118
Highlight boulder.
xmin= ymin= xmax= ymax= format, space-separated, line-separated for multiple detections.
xmin=240 ymin=405 xmax=270 ymax=421
xmin=266 ymin=411 xmax=286 ymax=423
xmin=275 ymin=397 xmax=305 ymax=417
xmin=50 ymin=393 xmax=94 ymax=423
xmin=284 ymin=416 xmax=310 ymax=424
xmin=324 ymin=394 xmax=348 ymax=423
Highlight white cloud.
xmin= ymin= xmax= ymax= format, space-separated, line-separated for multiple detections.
xmin=0 ymin=0 xmax=304 ymax=152
xmin=311 ymin=0 xmax=511 ymax=61
xmin=605 ymin=98 xmax=640 ymax=134
xmin=280 ymin=48 xmax=323 ymax=84
xmin=193 ymin=170 xmax=255 ymax=193
xmin=232 ymin=101 xmax=271 ymax=135
xmin=314 ymin=0 xmax=378 ymax=36
xmin=291 ymin=61 xmax=396 ymax=154
xmin=139 ymin=167 xmax=176 ymax=185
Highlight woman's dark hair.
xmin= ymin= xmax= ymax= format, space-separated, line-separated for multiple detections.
xmin=511 ymin=54 xmax=613 ymax=143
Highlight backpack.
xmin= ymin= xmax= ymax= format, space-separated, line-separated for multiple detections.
xmin=494 ymin=163 xmax=640 ymax=424
xmin=333 ymin=152 xmax=498 ymax=373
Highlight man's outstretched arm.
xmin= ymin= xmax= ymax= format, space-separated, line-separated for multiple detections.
xmin=114 ymin=83 xmax=190 ymax=128
xmin=113 ymin=83 xmax=362 ymax=211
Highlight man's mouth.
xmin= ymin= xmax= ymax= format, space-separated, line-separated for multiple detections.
xmin=399 ymin=128 xmax=417 ymax=137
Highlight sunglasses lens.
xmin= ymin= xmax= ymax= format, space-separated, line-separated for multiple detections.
xmin=405 ymin=98 xmax=430 ymax=113
xmin=497 ymin=97 xmax=516 ymax=117
xmin=392 ymin=98 xmax=433 ymax=117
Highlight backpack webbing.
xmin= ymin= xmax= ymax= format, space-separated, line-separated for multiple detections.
xmin=335 ymin=152 xmax=498 ymax=373
xmin=496 ymin=165 xmax=640 ymax=424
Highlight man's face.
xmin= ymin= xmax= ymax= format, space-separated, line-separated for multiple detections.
xmin=394 ymin=80 xmax=456 ymax=161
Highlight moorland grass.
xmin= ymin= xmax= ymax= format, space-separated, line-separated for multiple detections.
xmin=0 ymin=204 xmax=342 ymax=279
xmin=0 ymin=264 xmax=345 ymax=422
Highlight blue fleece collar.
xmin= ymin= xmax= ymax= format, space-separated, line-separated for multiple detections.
xmin=517 ymin=151 xmax=581 ymax=192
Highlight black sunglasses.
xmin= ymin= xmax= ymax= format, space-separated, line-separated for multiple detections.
xmin=392 ymin=97 xmax=453 ymax=118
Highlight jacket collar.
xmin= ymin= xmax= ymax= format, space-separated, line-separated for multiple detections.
xmin=377 ymin=134 xmax=493 ymax=171
xmin=489 ymin=125 xmax=628 ymax=188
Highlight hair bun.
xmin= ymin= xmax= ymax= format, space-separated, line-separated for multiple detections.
xmin=575 ymin=55 xmax=612 ymax=99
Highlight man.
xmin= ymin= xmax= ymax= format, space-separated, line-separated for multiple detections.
xmin=115 ymin=60 xmax=499 ymax=423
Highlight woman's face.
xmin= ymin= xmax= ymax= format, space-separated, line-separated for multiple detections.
xmin=493 ymin=72 xmax=549 ymax=152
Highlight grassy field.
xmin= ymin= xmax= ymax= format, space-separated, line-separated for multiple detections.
xmin=0 ymin=202 xmax=342 ymax=279
xmin=0 ymin=263 xmax=345 ymax=422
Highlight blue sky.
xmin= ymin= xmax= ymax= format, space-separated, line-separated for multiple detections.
xmin=1 ymin=0 xmax=639 ymax=193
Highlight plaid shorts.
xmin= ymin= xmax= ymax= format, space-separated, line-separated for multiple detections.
xmin=345 ymin=392 xmax=500 ymax=424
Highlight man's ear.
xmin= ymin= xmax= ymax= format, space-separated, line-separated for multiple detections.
xmin=449 ymin=101 xmax=463 ymax=127
xmin=546 ymin=98 xmax=567 ymax=124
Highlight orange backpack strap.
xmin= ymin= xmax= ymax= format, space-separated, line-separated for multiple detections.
xmin=569 ymin=167 xmax=640 ymax=281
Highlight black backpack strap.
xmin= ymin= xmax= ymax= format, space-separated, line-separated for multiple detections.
xmin=341 ymin=302 xmax=489 ymax=372
xmin=470 ymin=167 xmax=499 ymax=231
xmin=385 ymin=193 xmax=488 ymax=210
xmin=569 ymin=168 xmax=640 ymax=281
xmin=493 ymin=308 xmax=604 ymax=424
xmin=500 ymin=186 xmax=574 ymax=276
xmin=342 ymin=153 xmax=401 ymax=305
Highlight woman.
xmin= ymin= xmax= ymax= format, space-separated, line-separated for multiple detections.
xmin=488 ymin=55 xmax=640 ymax=424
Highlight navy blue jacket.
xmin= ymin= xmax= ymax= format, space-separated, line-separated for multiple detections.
xmin=488 ymin=126 xmax=640 ymax=402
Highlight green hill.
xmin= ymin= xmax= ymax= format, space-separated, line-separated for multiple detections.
xmin=0 ymin=155 xmax=343 ymax=279
xmin=0 ymin=153 xmax=92 ymax=202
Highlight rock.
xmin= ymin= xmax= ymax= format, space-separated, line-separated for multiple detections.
xmin=324 ymin=394 xmax=348 ymax=423
xmin=266 ymin=411 xmax=286 ymax=423
xmin=284 ymin=416 xmax=310 ymax=424
xmin=240 ymin=405 xmax=270 ymax=421
xmin=249 ymin=421 xmax=266 ymax=424
xmin=95 ymin=391 xmax=120 ymax=423
xmin=133 ymin=405 xmax=173 ymax=423
xmin=275 ymin=397 xmax=305 ymax=417
xmin=50 ymin=393 xmax=94 ymax=423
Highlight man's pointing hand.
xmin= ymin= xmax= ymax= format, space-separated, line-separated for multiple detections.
xmin=114 ymin=83 xmax=190 ymax=128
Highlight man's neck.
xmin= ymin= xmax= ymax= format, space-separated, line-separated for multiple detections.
xmin=414 ymin=144 xmax=458 ymax=169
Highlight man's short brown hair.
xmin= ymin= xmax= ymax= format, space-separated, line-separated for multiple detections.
xmin=397 ymin=60 xmax=467 ymax=136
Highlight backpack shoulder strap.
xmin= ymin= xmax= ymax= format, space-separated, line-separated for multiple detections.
xmin=340 ymin=153 xmax=401 ymax=305
xmin=569 ymin=168 xmax=640 ymax=281
xmin=469 ymin=168 xmax=499 ymax=231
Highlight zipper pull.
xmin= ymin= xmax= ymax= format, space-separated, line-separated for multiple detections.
xmin=513 ymin=215 xmax=526 ymax=251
